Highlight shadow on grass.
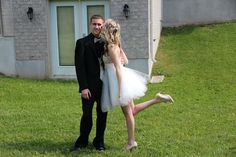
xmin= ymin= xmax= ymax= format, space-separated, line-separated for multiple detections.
xmin=161 ymin=26 xmax=195 ymax=36
xmin=3 ymin=140 xmax=111 ymax=156
xmin=3 ymin=140 xmax=73 ymax=155
xmin=229 ymin=147 xmax=236 ymax=156
xmin=161 ymin=22 xmax=224 ymax=37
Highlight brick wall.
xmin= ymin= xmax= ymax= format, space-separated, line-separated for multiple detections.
xmin=1 ymin=0 xmax=14 ymax=36
xmin=110 ymin=0 xmax=149 ymax=59
xmin=12 ymin=0 xmax=49 ymax=60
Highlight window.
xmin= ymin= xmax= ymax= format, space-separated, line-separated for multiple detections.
xmin=57 ymin=6 xmax=75 ymax=66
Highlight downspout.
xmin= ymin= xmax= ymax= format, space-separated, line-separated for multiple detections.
xmin=149 ymin=0 xmax=156 ymax=64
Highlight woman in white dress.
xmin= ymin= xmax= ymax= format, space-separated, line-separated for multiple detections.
xmin=101 ymin=19 xmax=174 ymax=151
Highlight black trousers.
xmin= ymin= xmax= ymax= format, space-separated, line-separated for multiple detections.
xmin=75 ymin=89 xmax=107 ymax=146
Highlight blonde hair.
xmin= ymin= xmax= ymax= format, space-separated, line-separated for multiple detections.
xmin=103 ymin=19 xmax=121 ymax=45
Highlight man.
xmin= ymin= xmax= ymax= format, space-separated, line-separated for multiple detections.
xmin=72 ymin=15 xmax=107 ymax=151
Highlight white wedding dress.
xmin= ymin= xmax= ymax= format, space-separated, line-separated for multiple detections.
xmin=101 ymin=55 xmax=149 ymax=112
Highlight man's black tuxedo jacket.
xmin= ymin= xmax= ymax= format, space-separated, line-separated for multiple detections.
xmin=75 ymin=33 xmax=105 ymax=93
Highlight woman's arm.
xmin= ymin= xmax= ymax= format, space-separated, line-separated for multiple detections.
xmin=108 ymin=44 xmax=123 ymax=97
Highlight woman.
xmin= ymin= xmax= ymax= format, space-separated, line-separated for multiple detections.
xmin=101 ymin=19 xmax=174 ymax=151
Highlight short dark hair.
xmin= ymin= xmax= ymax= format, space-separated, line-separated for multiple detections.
xmin=90 ymin=15 xmax=104 ymax=23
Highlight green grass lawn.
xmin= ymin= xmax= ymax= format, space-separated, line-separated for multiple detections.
xmin=1 ymin=22 xmax=236 ymax=157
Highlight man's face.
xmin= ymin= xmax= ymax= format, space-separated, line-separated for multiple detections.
xmin=90 ymin=18 xmax=104 ymax=37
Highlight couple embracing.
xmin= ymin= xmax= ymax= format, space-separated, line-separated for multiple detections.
xmin=70 ymin=15 xmax=174 ymax=152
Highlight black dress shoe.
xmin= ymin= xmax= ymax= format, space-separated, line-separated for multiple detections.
xmin=93 ymin=141 xmax=106 ymax=151
xmin=70 ymin=144 xmax=87 ymax=152
xmin=95 ymin=145 xmax=105 ymax=151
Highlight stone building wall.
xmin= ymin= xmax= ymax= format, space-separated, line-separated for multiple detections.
xmin=12 ymin=0 xmax=50 ymax=79
xmin=109 ymin=0 xmax=149 ymax=59
xmin=13 ymin=0 xmax=49 ymax=60
xmin=163 ymin=0 xmax=236 ymax=27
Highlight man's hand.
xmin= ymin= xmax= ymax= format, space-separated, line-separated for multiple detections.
xmin=81 ymin=89 xmax=91 ymax=100
xmin=120 ymin=57 xmax=125 ymax=65
xmin=120 ymin=48 xmax=128 ymax=65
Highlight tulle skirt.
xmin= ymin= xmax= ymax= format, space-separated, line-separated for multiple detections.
xmin=101 ymin=63 xmax=149 ymax=112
